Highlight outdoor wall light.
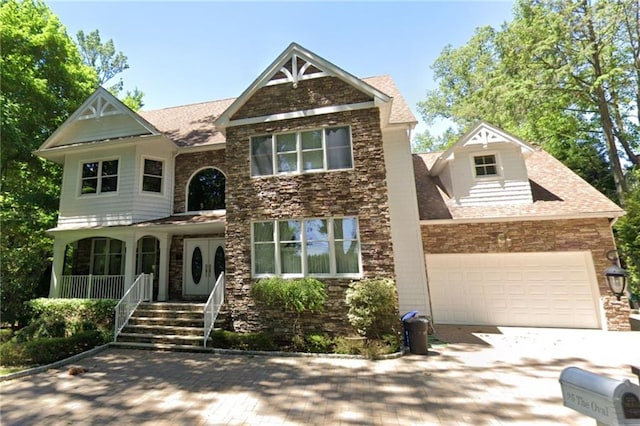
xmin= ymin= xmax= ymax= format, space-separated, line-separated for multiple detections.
xmin=604 ymin=250 xmax=628 ymax=301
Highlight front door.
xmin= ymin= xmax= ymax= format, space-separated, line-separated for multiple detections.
xmin=184 ymin=238 xmax=225 ymax=297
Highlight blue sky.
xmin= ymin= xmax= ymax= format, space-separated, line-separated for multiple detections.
xmin=47 ymin=1 xmax=515 ymax=135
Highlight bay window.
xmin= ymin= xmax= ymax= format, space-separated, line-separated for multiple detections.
xmin=252 ymin=217 xmax=361 ymax=277
xmin=251 ymin=126 xmax=353 ymax=177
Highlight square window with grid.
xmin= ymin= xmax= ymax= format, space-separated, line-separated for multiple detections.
xmin=473 ymin=155 xmax=498 ymax=177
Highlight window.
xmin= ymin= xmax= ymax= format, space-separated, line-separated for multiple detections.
xmin=81 ymin=159 xmax=118 ymax=195
xmin=91 ymin=238 xmax=124 ymax=275
xmin=250 ymin=126 xmax=352 ymax=177
xmin=252 ymin=217 xmax=361 ymax=277
xmin=187 ymin=168 xmax=225 ymax=211
xmin=136 ymin=236 xmax=159 ymax=275
xmin=142 ymin=159 xmax=163 ymax=193
xmin=473 ymin=154 xmax=498 ymax=177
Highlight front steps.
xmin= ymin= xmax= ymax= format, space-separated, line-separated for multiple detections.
xmin=114 ymin=302 xmax=227 ymax=351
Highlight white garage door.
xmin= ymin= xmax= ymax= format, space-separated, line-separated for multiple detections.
xmin=426 ymin=252 xmax=601 ymax=329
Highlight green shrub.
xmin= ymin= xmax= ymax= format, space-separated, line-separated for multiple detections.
xmin=0 ymin=330 xmax=105 ymax=367
xmin=345 ymin=278 xmax=400 ymax=338
xmin=333 ymin=337 xmax=366 ymax=355
xmin=0 ymin=341 xmax=28 ymax=366
xmin=303 ymin=333 xmax=334 ymax=353
xmin=251 ymin=277 xmax=327 ymax=313
xmin=26 ymin=298 xmax=117 ymax=332
xmin=252 ymin=277 xmax=327 ymax=335
xmin=0 ymin=329 xmax=14 ymax=343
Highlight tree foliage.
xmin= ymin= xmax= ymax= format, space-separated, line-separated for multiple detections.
xmin=0 ymin=0 xmax=98 ymax=326
xmin=75 ymin=29 xmax=144 ymax=111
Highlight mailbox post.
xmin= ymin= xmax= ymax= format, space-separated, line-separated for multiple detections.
xmin=559 ymin=367 xmax=640 ymax=425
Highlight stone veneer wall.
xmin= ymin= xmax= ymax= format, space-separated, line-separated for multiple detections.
xmin=232 ymin=77 xmax=373 ymax=120
xmin=224 ymin=79 xmax=395 ymax=334
xmin=421 ymin=218 xmax=630 ymax=331
xmin=174 ymin=150 xmax=226 ymax=214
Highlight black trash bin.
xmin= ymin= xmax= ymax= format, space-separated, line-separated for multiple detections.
xmin=401 ymin=311 xmax=418 ymax=347
xmin=405 ymin=316 xmax=429 ymax=355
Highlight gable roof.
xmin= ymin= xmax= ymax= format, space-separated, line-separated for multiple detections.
xmin=138 ymin=98 xmax=234 ymax=148
xmin=414 ymin=150 xmax=624 ymax=222
xmin=430 ymin=122 xmax=537 ymax=175
xmin=136 ymin=75 xmax=414 ymax=148
xmin=37 ymin=87 xmax=160 ymax=153
xmin=213 ymin=43 xmax=394 ymax=130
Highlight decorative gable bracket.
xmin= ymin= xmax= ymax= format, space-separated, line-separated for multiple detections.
xmin=77 ymin=91 xmax=124 ymax=120
xmin=267 ymin=54 xmax=328 ymax=88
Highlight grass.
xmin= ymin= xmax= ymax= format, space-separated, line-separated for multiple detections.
xmin=1 ymin=366 xmax=26 ymax=375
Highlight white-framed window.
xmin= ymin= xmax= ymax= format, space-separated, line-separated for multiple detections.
xmin=252 ymin=217 xmax=361 ymax=277
xmin=141 ymin=158 xmax=164 ymax=194
xmin=136 ymin=236 xmax=159 ymax=275
xmin=90 ymin=238 xmax=124 ymax=275
xmin=80 ymin=159 xmax=119 ymax=195
xmin=472 ymin=153 xmax=499 ymax=178
xmin=250 ymin=126 xmax=353 ymax=177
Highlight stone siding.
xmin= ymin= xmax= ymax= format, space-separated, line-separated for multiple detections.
xmin=421 ymin=218 xmax=629 ymax=330
xmin=232 ymin=77 xmax=373 ymax=120
xmin=174 ymin=150 xmax=226 ymax=213
xmin=224 ymin=106 xmax=395 ymax=334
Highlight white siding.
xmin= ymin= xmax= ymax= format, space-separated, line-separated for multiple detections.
xmin=57 ymin=140 xmax=175 ymax=228
xmin=132 ymin=145 xmax=174 ymax=222
xmin=446 ymin=143 xmax=533 ymax=206
xmin=53 ymin=115 xmax=151 ymax=147
xmin=382 ymin=127 xmax=431 ymax=317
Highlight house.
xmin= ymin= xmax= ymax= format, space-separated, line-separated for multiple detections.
xmin=35 ymin=42 xmax=629 ymax=334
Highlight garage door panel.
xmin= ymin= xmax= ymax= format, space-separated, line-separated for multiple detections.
xmin=426 ymin=252 xmax=601 ymax=329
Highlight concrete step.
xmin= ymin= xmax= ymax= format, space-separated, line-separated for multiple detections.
xmin=121 ymin=324 xmax=204 ymax=337
xmin=128 ymin=316 xmax=204 ymax=328
xmin=139 ymin=302 xmax=205 ymax=312
xmin=131 ymin=310 xmax=203 ymax=320
xmin=116 ymin=332 xmax=204 ymax=346
xmin=111 ymin=341 xmax=214 ymax=353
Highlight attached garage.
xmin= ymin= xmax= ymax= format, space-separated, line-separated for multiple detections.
xmin=426 ymin=252 xmax=602 ymax=329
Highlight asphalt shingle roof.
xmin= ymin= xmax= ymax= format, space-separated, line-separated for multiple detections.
xmin=137 ymin=75 xmax=415 ymax=147
xmin=413 ymin=150 xmax=624 ymax=221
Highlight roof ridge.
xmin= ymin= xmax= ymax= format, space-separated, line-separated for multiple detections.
xmin=140 ymin=96 xmax=237 ymax=114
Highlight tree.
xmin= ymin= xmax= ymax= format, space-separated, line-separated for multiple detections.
xmin=1 ymin=0 xmax=98 ymax=326
xmin=418 ymin=0 xmax=639 ymax=202
xmin=76 ymin=29 xmax=144 ymax=111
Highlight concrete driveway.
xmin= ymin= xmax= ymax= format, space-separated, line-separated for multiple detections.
xmin=1 ymin=326 xmax=638 ymax=425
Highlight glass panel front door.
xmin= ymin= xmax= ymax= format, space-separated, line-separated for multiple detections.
xmin=184 ymin=238 xmax=225 ymax=297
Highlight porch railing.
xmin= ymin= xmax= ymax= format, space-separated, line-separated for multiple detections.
xmin=60 ymin=275 xmax=125 ymax=299
xmin=204 ymin=272 xmax=225 ymax=348
xmin=114 ymin=273 xmax=153 ymax=340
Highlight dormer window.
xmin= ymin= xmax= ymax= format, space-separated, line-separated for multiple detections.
xmin=473 ymin=154 xmax=498 ymax=178
xmin=81 ymin=159 xmax=118 ymax=195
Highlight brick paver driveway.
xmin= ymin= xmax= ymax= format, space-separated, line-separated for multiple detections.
xmin=1 ymin=326 xmax=638 ymax=425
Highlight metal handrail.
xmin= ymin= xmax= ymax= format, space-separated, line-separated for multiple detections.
xmin=114 ymin=273 xmax=153 ymax=340
xmin=204 ymin=272 xmax=225 ymax=347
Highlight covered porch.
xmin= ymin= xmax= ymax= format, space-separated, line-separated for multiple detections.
xmin=48 ymin=214 xmax=226 ymax=301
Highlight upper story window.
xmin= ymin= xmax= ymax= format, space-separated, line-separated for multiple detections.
xmin=81 ymin=159 xmax=118 ymax=195
xmin=252 ymin=216 xmax=361 ymax=277
xmin=142 ymin=159 xmax=163 ymax=193
xmin=251 ymin=126 xmax=353 ymax=177
xmin=187 ymin=168 xmax=225 ymax=211
xmin=473 ymin=154 xmax=498 ymax=178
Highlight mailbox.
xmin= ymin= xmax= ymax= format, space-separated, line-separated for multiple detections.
xmin=559 ymin=367 xmax=640 ymax=425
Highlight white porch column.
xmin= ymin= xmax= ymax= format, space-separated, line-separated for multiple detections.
xmin=123 ymin=235 xmax=136 ymax=290
xmin=158 ymin=234 xmax=170 ymax=301
xmin=49 ymin=237 xmax=67 ymax=298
